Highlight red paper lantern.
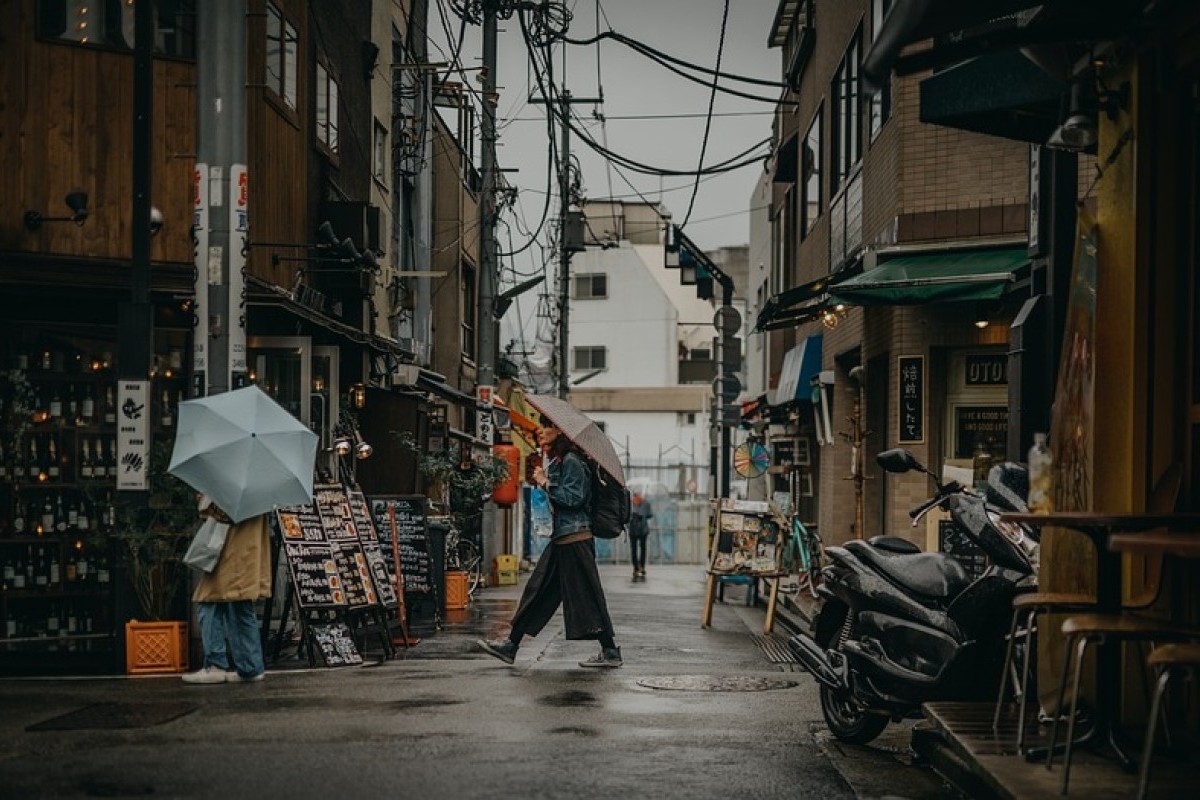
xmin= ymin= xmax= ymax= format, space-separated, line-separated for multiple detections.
xmin=492 ymin=444 xmax=521 ymax=507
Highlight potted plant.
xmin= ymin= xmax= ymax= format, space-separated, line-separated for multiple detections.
xmin=395 ymin=432 xmax=509 ymax=525
xmin=107 ymin=441 xmax=196 ymax=674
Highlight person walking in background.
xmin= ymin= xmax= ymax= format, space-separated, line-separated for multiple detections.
xmin=181 ymin=496 xmax=271 ymax=684
xmin=477 ymin=420 xmax=623 ymax=668
xmin=629 ymin=493 xmax=653 ymax=580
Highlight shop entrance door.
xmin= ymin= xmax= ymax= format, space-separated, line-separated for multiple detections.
xmin=247 ymin=337 xmax=311 ymax=426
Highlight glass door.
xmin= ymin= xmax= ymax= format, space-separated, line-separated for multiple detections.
xmin=247 ymin=337 xmax=311 ymax=426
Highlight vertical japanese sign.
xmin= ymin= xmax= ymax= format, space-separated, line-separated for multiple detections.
xmin=475 ymin=385 xmax=494 ymax=446
xmin=228 ymin=164 xmax=249 ymax=383
xmin=116 ymin=381 xmax=150 ymax=490
xmin=192 ymin=164 xmax=209 ymax=397
xmin=897 ymin=355 xmax=925 ymax=444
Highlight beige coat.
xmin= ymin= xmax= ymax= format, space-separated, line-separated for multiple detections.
xmin=193 ymin=514 xmax=272 ymax=603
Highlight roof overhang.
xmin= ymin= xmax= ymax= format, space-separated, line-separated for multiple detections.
xmin=829 ymin=247 xmax=1028 ymax=306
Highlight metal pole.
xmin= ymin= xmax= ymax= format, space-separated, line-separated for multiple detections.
xmin=119 ymin=0 xmax=154 ymax=384
xmin=557 ymin=90 xmax=572 ymax=399
xmin=196 ymin=0 xmax=248 ymax=396
xmin=478 ymin=5 xmax=498 ymax=388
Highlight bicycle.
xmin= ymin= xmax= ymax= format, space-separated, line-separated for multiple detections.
xmin=444 ymin=522 xmax=483 ymax=599
xmin=788 ymin=517 xmax=824 ymax=598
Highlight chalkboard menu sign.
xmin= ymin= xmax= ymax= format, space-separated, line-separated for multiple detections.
xmin=347 ymin=490 xmax=399 ymax=609
xmin=275 ymin=519 xmax=345 ymax=609
xmin=371 ymin=496 xmax=432 ymax=594
xmin=309 ymin=622 xmax=363 ymax=667
xmin=310 ymin=485 xmax=374 ymax=608
xmin=315 ymin=484 xmax=358 ymax=542
xmin=277 ymin=505 xmax=325 ymax=543
xmin=938 ymin=518 xmax=988 ymax=579
xmin=898 ymin=355 xmax=925 ymax=444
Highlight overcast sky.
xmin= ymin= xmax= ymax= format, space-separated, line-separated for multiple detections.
xmin=428 ymin=0 xmax=781 ymax=351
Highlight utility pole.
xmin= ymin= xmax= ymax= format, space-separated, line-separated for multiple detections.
xmin=478 ymin=4 xmax=498 ymax=389
xmin=195 ymin=0 xmax=249 ymax=397
xmin=530 ymin=89 xmax=599 ymax=398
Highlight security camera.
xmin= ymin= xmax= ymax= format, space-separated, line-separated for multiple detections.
xmin=149 ymin=206 xmax=164 ymax=236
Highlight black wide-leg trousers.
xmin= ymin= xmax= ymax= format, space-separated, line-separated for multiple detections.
xmin=510 ymin=537 xmax=614 ymax=641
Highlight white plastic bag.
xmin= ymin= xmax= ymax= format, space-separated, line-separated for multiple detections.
xmin=530 ymin=487 xmax=553 ymax=538
xmin=183 ymin=517 xmax=230 ymax=573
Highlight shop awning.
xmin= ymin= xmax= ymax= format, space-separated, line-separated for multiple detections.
xmin=417 ymin=372 xmax=476 ymax=407
xmin=772 ymin=334 xmax=822 ymax=407
xmin=755 ymin=275 xmax=839 ymax=332
xmin=829 ymin=248 xmax=1026 ymax=306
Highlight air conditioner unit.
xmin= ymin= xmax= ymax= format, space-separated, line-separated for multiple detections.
xmin=392 ymin=363 xmax=420 ymax=387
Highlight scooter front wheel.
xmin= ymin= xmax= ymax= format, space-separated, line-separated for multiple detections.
xmin=820 ymin=684 xmax=888 ymax=744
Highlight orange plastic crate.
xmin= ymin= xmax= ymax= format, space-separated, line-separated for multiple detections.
xmin=444 ymin=570 xmax=469 ymax=610
xmin=125 ymin=620 xmax=189 ymax=675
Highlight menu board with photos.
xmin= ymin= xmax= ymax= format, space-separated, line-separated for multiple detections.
xmin=710 ymin=498 xmax=785 ymax=575
xmin=346 ymin=490 xmax=398 ymax=609
xmin=275 ymin=522 xmax=345 ymax=609
xmin=370 ymin=496 xmax=432 ymax=594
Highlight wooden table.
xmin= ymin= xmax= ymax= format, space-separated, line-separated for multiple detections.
xmin=1000 ymin=512 xmax=1200 ymax=768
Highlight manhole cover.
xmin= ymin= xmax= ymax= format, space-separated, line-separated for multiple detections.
xmin=636 ymin=675 xmax=800 ymax=692
xmin=27 ymin=702 xmax=198 ymax=732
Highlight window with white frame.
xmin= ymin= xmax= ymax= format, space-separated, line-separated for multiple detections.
xmin=573 ymin=346 xmax=607 ymax=371
xmin=869 ymin=0 xmax=893 ymax=140
xmin=802 ymin=108 xmax=822 ymax=236
xmin=573 ymin=273 xmax=608 ymax=300
xmin=830 ymin=29 xmax=862 ymax=195
xmin=316 ymin=61 xmax=340 ymax=153
xmin=373 ymin=119 xmax=388 ymax=184
xmin=265 ymin=3 xmax=297 ymax=110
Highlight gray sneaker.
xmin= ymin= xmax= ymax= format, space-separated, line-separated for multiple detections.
xmin=579 ymin=647 xmax=622 ymax=668
xmin=477 ymin=638 xmax=518 ymax=665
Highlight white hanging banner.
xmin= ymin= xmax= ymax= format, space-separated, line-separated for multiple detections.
xmin=475 ymin=385 xmax=494 ymax=446
xmin=228 ymin=163 xmax=249 ymax=380
xmin=116 ymin=381 xmax=150 ymax=491
xmin=192 ymin=163 xmax=210 ymax=390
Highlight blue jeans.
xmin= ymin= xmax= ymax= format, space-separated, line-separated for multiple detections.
xmin=197 ymin=601 xmax=265 ymax=678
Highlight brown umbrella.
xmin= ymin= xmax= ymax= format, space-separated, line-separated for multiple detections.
xmin=525 ymin=394 xmax=626 ymax=486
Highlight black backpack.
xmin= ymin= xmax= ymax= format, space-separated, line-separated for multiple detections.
xmin=590 ymin=466 xmax=631 ymax=539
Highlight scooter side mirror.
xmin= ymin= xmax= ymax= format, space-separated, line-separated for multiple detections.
xmin=876 ymin=448 xmax=925 ymax=474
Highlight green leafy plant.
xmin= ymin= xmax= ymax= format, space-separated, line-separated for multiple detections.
xmin=107 ymin=441 xmax=196 ymax=621
xmin=395 ymin=431 xmax=509 ymax=526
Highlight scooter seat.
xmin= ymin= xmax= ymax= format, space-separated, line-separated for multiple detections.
xmin=868 ymin=535 xmax=922 ymax=555
xmin=844 ymin=540 xmax=972 ymax=601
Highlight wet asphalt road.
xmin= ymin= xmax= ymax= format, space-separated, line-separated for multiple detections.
xmin=0 ymin=565 xmax=949 ymax=800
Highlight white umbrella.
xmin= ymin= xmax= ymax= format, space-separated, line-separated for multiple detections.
xmin=168 ymin=385 xmax=318 ymax=522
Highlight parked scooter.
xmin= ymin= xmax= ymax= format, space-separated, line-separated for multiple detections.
xmin=789 ymin=448 xmax=1038 ymax=744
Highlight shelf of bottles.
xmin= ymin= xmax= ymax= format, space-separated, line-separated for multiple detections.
xmin=0 ymin=328 xmax=187 ymax=668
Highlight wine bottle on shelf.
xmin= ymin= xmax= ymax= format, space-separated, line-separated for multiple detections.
xmin=67 ymin=497 xmax=79 ymax=529
xmin=40 ymin=495 xmax=54 ymax=533
xmin=80 ymin=439 xmax=93 ymax=479
xmin=4 ymin=614 xmax=15 ymax=638
xmin=49 ymin=553 xmax=60 ymax=586
xmin=47 ymin=437 xmax=59 ymax=480
xmin=13 ymin=493 xmax=26 ymax=534
xmin=49 ymin=387 xmax=62 ymax=420
xmin=54 ymin=494 xmax=67 ymax=533
xmin=96 ymin=554 xmax=110 ymax=584
xmin=76 ymin=550 xmax=89 ymax=583
xmin=33 ymin=386 xmax=45 ymax=417
xmin=46 ymin=603 xmax=60 ymax=635
xmin=66 ymin=602 xmax=79 ymax=634
xmin=67 ymin=384 xmax=79 ymax=420
xmin=12 ymin=552 xmax=26 ymax=589
xmin=65 ymin=553 xmax=77 ymax=582
xmin=107 ymin=438 xmax=118 ymax=478
xmin=40 ymin=349 xmax=51 ymax=371
xmin=29 ymin=438 xmax=39 ymax=481
xmin=35 ymin=547 xmax=48 ymax=588
xmin=77 ymin=496 xmax=90 ymax=532
xmin=103 ymin=386 xmax=116 ymax=424
xmin=81 ymin=385 xmax=95 ymax=422
xmin=161 ymin=388 xmax=173 ymax=428
xmin=12 ymin=439 xmax=25 ymax=481
xmin=3 ymin=559 xmax=15 ymax=586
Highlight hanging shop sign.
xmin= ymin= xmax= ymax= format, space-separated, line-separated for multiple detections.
xmin=897 ymin=355 xmax=925 ymax=444
xmin=965 ymin=354 xmax=1008 ymax=385
xmin=116 ymin=380 xmax=150 ymax=490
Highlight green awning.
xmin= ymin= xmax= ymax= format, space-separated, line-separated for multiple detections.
xmin=829 ymin=248 xmax=1026 ymax=306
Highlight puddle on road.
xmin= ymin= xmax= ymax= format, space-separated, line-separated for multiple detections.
xmin=548 ymin=725 xmax=599 ymax=737
xmin=539 ymin=689 xmax=598 ymax=707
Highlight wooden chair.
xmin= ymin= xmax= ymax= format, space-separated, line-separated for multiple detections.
xmin=993 ymin=464 xmax=1184 ymax=750
xmin=1136 ymin=642 xmax=1200 ymax=800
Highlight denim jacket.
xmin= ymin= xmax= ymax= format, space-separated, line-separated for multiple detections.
xmin=547 ymin=451 xmax=592 ymax=539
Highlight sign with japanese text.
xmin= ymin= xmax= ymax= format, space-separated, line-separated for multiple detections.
xmin=116 ymin=381 xmax=150 ymax=490
xmin=228 ymin=163 xmax=248 ymax=378
xmin=192 ymin=162 xmax=209 ymax=384
xmin=476 ymin=385 xmax=494 ymax=446
xmin=897 ymin=355 xmax=925 ymax=444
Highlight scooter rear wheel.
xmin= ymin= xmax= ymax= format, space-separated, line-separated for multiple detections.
xmin=814 ymin=602 xmax=888 ymax=745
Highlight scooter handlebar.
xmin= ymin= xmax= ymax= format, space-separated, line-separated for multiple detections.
xmin=908 ymin=482 xmax=966 ymax=526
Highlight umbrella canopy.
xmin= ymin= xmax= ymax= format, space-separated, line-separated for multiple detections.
xmin=168 ymin=385 xmax=319 ymax=523
xmin=525 ymin=394 xmax=625 ymax=486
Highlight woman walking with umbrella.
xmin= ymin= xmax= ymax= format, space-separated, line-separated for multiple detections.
xmin=478 ymin=398 xmax=623 ymax=668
